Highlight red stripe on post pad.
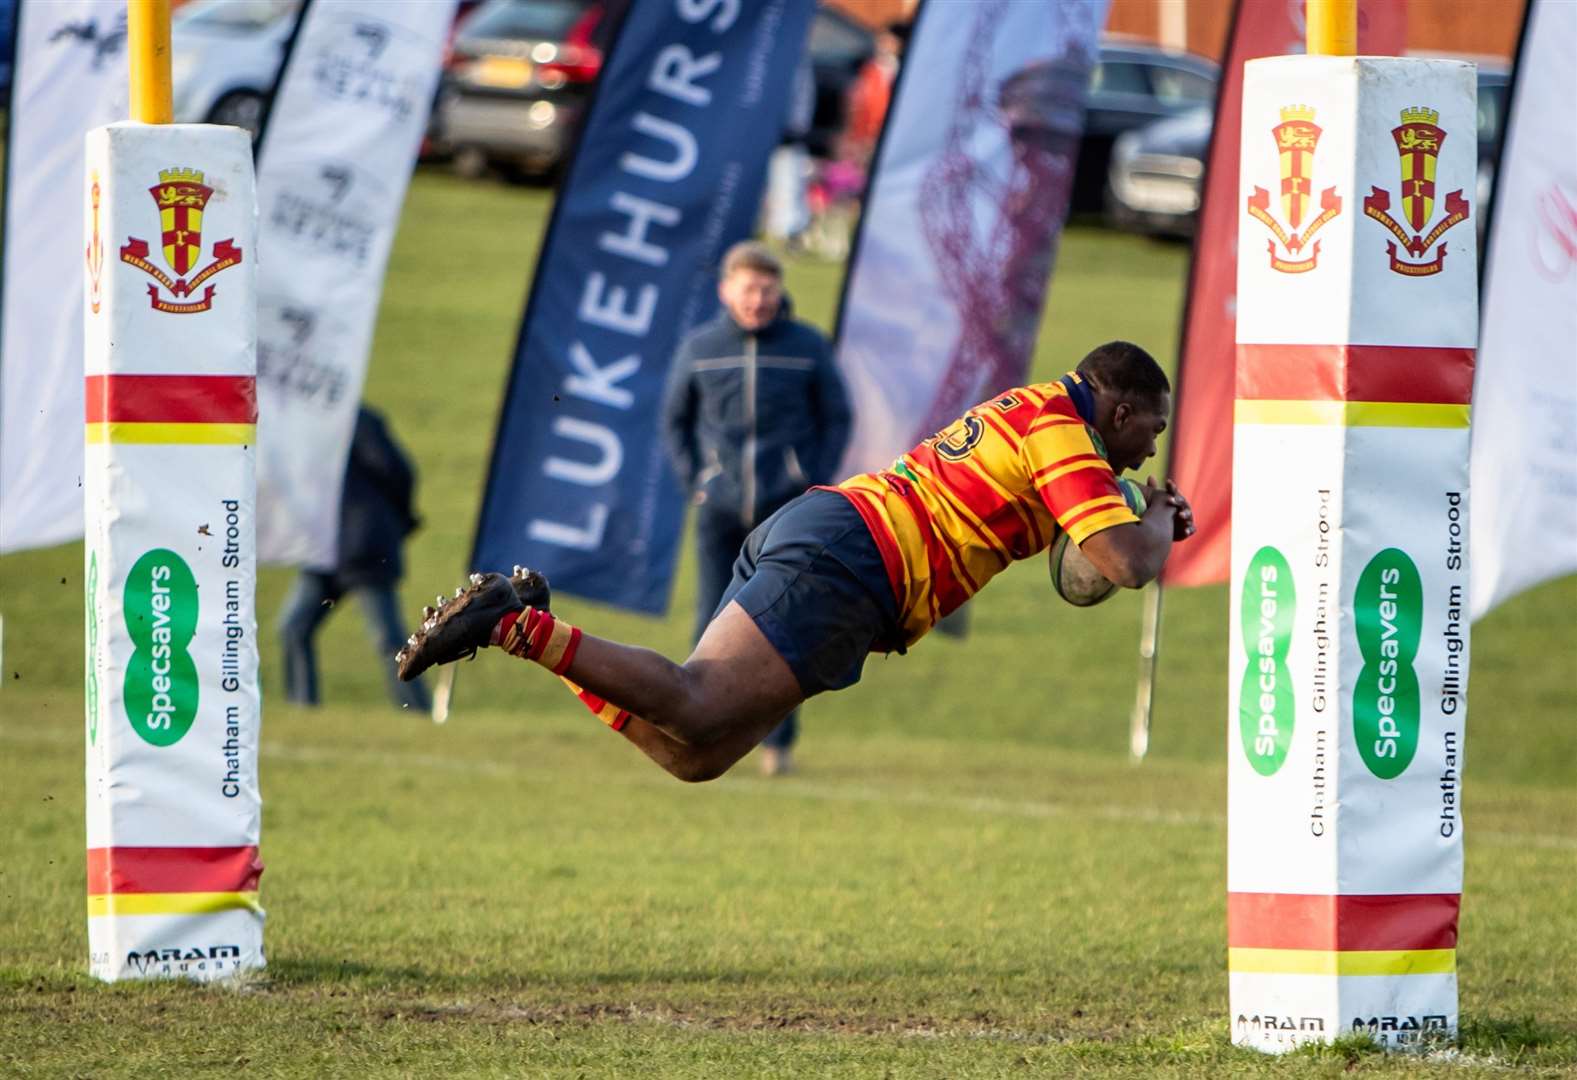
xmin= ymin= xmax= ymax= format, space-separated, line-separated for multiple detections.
xmin=85 ymin=374 xmax=258 ymax=423
xmin=86 ymin=846 xmax=264 ymax=895
xmin=1228 ymin=891 xmax=1460 ymax=952
xmin=1236 ymin=344 xmax=1475 ymax=405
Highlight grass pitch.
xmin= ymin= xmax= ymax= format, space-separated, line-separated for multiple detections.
xmin=1 ymin=172 xmax=1574 ymax=1077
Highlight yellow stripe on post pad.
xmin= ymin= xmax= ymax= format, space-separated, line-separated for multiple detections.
xmin=87 ymin=891 xmax=262 ymax=917
xmin=1234 ymin=401 xmax=1471 ymax=428
xmin=86 ymin=422 xmax=257 ymax=445
xmin=1228 ymin=947 xmax=1457 ymax=976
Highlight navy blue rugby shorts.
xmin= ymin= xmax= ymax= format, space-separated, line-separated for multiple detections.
xmin=713 ymin=489 xmax=901 ymax=697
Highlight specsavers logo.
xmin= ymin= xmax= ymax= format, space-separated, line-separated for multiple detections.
xmin=123 ymin=549 xmax=199 ymax=746
xmin=1353 ymin=548 xmax=1422 ymax=778
xmin=1240 ymin=546 xmax=1295 ymax=775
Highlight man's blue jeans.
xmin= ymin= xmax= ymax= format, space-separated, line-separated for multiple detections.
xmin=279 ymin=571 xmax=431 ymax=712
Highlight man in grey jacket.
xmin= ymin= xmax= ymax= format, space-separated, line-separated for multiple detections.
xmin=661 ymin=241 xmax=852 ymax=774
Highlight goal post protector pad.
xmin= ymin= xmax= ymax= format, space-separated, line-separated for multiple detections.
xmin=1228 ymin=56 xmax=1476 ymax=1052
xmin=84 ymin=122 xmax=263 ymax=982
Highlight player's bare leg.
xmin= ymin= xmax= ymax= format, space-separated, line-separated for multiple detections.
xmin=395 ymin=573 xmax=804 ymax=782
xmin=556 ymin=602 xmax=804 ymax=781
xmin=608 ymin=708 xmax=792 ymax=783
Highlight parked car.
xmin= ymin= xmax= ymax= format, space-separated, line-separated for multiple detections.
xmin=431 ymin=0 xmax=607 ymax=179
xmin=171 ymin=0 xmax=302 ymax=137
xmin=432 ymin=3 xmax=879 ymax=179
xmin=1107 ymin=59 xmax=1511 ymax=239
xmin=802 ymin=30 xmax=1215 ymax=209
xmin=1074 ymin=39 xmax=1220 ymax=213
xmin=1104 ymin=105 xmax=1211 ymax=238
xmin=1469 ymin=62 xmax=1512 ymax=218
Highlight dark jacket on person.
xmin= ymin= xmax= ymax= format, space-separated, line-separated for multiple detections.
xmin=661 ymin=298 xmax=852 ymax=529
xmin=335 ymin=406 xmax=419 ymax=588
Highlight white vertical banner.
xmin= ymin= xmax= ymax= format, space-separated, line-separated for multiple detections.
xmin=833 ymin=0 xmax=1106 ymax=476
xmin=85 ymin=122 xmax=262 ymax=981
xmin=0 ymin=0 xmax=126 ymax=553
xmin=1470 ymin=0 xmax=1577 ymax=619
xmin=253 ymin=0 xmax=456 ymax=568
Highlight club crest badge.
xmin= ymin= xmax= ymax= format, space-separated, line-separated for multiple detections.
xmin=1246 ymin=105 xmax=1343 ymax=274
xmin=1363 ymin=107 xmax=1470 ymax=276
xmin=119 ymin=167 xmax=244 ymax=314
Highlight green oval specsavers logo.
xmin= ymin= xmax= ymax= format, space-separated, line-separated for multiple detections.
xmin=1240 ymin=545 xmax=1295 ymax=776
xmin=1353 ymin=548 xmax=1423 ymax=779
xmin=123 ymin=548 xmax=200 ymax=747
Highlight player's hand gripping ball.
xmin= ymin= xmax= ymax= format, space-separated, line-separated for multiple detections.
xmin=1049 ymin=478 xmax=1148 ymax=607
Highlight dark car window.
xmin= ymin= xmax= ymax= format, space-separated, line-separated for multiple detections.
xmin=462 ymin=0 xmax=591 ymax=41
xmin=1090 ymin=61 xmax=1151 ymax=96
xmin=1150 ymin=64 xmax=1216 ymax=106
xmin=810 ymin=11 xmax=872 ymax=67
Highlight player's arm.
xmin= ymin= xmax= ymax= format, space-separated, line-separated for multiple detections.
xmin=1079 ymin=479 xmax=1195 ymax=588
xmin=1020 ymin=403 xmax=1192 ymax=589
xmin=1079 ymin=498 xmax=1174 ymax=588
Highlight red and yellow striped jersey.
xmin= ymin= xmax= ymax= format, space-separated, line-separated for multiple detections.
xmin=833 ymin=373 xmax=1139 ymax=646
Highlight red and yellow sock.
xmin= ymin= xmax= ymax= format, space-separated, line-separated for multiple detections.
xmin=558 ymin=677 xmax=631 ymax=732
xmin=491 ymin=609 xmax=630 ymax=731
xmin=493 ymin=608 xmax=580 ymax=675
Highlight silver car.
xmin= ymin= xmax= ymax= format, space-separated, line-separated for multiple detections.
xmin=432 ymin=0 xmax=605 ymax=179
xmin=1107 ymin=59 xmax=1510 ymax=240
xmin=172 ymin=0 xmax=301 ymax=138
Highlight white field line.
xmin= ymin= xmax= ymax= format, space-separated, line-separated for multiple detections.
xmin=5 ymin=725 xmax=1575 ymax=851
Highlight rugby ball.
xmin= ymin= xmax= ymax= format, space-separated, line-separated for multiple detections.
xmin=1049 ymin=478 xmax=1147 ymax=607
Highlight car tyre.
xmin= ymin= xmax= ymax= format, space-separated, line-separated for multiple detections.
xmin=501 ymin=157 xmax=560 ymax=187
xmin=207 ymin=90 xmax=267 ymax=141
xmin=453 ymin=145 xmax=492 ymax=181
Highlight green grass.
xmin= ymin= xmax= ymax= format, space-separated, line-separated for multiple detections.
xmin=1 ymin=169 xmax=1574 ymax=1077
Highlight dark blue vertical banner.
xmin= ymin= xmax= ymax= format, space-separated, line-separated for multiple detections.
xmin=473 ymin=0 xmax=815 ymax=614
